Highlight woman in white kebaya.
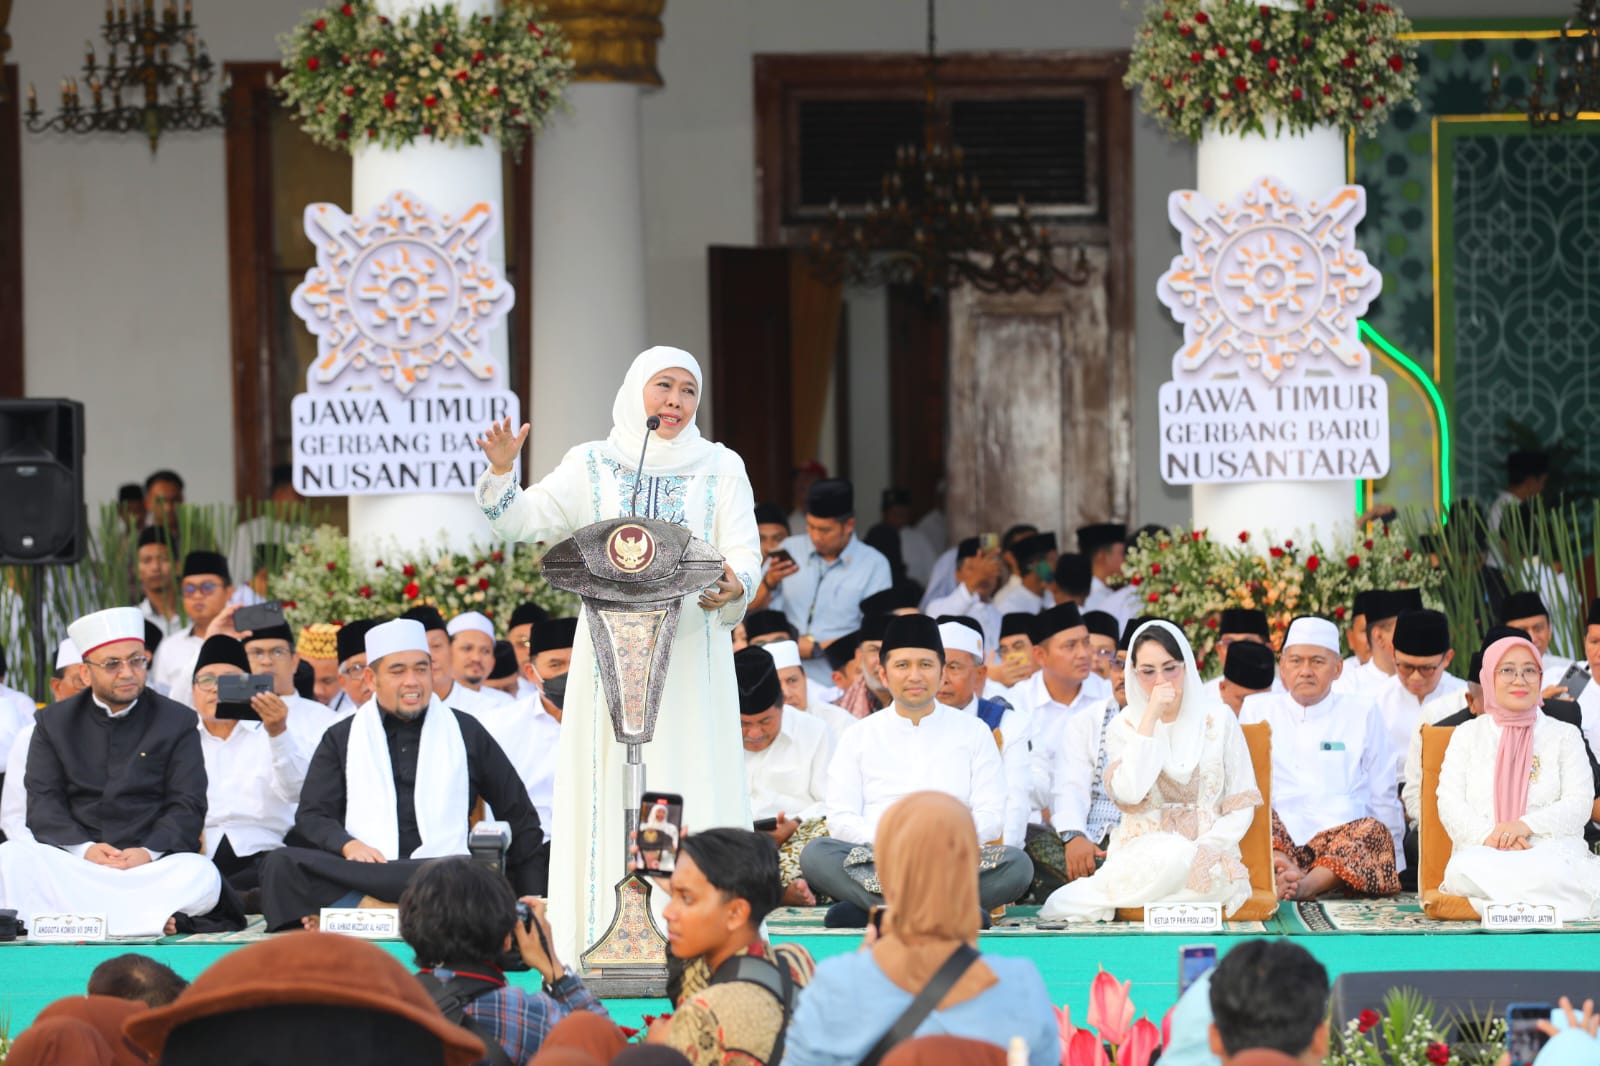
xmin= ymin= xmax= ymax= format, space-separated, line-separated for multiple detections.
xmin=1438 ymin=634 xmax=1600 ymax=919
xmin=1039 ymin=620 xmax=1261 ymax=922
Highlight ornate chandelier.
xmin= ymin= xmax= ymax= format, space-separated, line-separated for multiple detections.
xmin=25 ymin=0 xmax=228 ymax=153
xmin=808 ymin=0 xmax=1089 ymax=297
xmin=1487 ymin=0 xmax=1600 ymax=126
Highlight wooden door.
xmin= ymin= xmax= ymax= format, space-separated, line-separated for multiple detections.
xmin=946 ymin=246 xmax=1133 ymax=540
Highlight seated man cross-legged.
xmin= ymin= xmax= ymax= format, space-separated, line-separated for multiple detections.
xmin=258 ymin=618 xmax=545 ymax=930
xmin=0 ymin=607 xmax=222 ymax=936
xmin=1239 ymin=616 xmax=1404 ymax=901
xmin=799 ymin=614 xmax=1032 ymax=924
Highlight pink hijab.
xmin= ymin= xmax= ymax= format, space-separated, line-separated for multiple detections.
xmin=1478 ymin=636 xmax=1542 ymax=823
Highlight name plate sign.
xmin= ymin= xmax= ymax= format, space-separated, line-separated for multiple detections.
xmin=1145 ymin=902 xmax=1225 ymax=932
xmin=30 ymin=914 xmax=108 ymax=942
xmin=319 ymin=908 xmax=400 ymax=939
xmin=1482 ymin=902 xmax=1562 ymax=931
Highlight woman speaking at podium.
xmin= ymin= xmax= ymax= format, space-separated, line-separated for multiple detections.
xmin=476 ymin=347 xmax=760 ymax=961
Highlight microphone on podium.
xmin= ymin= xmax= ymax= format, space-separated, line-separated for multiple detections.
xmin=630 ymin=415 xmax=662 ymax=517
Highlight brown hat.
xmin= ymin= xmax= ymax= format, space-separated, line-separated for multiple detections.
xmin=123 ymin=932 xmax=485 ymax=1065
xmin=36 ymin=995 xmax=148 ymax=1065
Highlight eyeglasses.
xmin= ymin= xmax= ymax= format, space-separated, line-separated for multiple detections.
xmin=1091 ymin=648 xmax=1116 ymax=661
xmin=247 ymin=646 xmax=293 ymax=663
xmin=85 ymin=654 xmax=151 ymax=675
xmin=182 ymin=581 xmax=223 ymax=597
xmin=1395 ymin=659 xmax=1445 ymax=678
xmin=515 ymin=639 xmax=532 ymax=649
xmin=192 ymin=674 xmax=222 ymax=690
xmin=1495 ymin=666 xmax=1543 ymax=684
xmin=1133 ymin=662 xmax=1185 ymax=681
xmin=339 ymin=662 xmax=368 ymax=678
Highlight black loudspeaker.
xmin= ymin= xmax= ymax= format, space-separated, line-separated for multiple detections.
xmin=1331 ymin=971 xmax=1600 ymax=1036
xmin=0 ymin=399 xmax=86 ymax=565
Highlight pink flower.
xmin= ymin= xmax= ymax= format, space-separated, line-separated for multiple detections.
xmin=1121 ymin=1018 xmax=1163 ymax=1066
xmin=1066 ymin=1028 xmax=1110 ymax=1066
xmin=1087 ymin=971 xmax=1135 ymax=1049
xmin=1161 ymin=1005 xmax=1176 ymax=1050
xmin=1055 ymin=1005 xmax=1078 ymax=1049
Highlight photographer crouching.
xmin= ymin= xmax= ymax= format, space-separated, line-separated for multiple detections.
xmin=399 ymin=857 xmax=612 ymax=1066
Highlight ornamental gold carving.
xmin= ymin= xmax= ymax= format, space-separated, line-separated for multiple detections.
xmin=511 ymin=0 xmax=663 ymax=85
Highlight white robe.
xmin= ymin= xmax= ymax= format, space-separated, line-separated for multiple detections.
xmin=745 ymin=707 xmax=832 ymax=822
xmin=0 ymin=722 xmax=32 ymax=841
xmin=465 ymin=695 xmax=563 ymax=834
xmin=476 ymin=444 xmax=760 ymax=962
xmin=0 ymin=841 xmax=220 ymax=936
xmin=197 ymin=719 xmax=308 ymax=859
xmin=1373 ymin=672 xmax=1468 ymax=785
xmin=1438 ymin=714 xmax=1600 ymax=920
xmin=953 ymin=695 xmax=1033 ymax=847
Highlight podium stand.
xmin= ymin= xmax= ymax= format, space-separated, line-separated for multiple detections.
xmin=539 ymin=515 xmax=724 ymax=997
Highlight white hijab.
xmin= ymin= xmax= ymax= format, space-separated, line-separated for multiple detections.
xmin=1119 ymin=619 xmax=1210 ymax=785
xmin=603 ymin=346 xmax=723 ymax=476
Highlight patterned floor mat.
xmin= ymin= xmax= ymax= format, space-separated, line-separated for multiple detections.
xmin=1293 ymin=895 xmax=1600 ymax=934
xmin=765 ymin=905 xmax=1270 ymax=937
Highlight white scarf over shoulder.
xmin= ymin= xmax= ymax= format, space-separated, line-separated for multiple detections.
xmin=344 ymin=695 xmax=469 ymax=861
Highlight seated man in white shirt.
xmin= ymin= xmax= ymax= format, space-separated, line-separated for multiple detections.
xmin=233 ymin=621 xmax=340 ymax=742
xmin=446 ymin=611 xmax=517 ymax=712
xmin=1018 ymin=603 xmax=1114 ymax=827
xmin=1501 ymin=590 xmax=1578 ymax=697
xmin=187 ymin=635 xmax=310 ymax=901
xmin=1217 ymin=642 xmax=1276 ymax=716
xmin=149 ymin=550 xmax=236 ymax=706
xmin=328 ymin=619 xmax=376 ymax=715
xmin=934 ymin=616 xmax=1032 ymax=848
xmin=923 ymin=538 xmax=1004 ymax=651
xmin=1201 ymin=608 xmax=1272 ymax=703
xmin=1334 ymin=589 xmax=1421 ymax=696
xmin=798 ymin=615 xmax=1032 ymax=925
xmin=988 ymin=613 xmax=1039 ymax=698
xmin=734 ymin=646 xmax=832 ymax=906
xmin=1378 ymin=609 xmax=1465 ymax=785
xmin=1240 ymin=616 xmax=1403 ymax=901
xmin=764 ymin=639 xmax=857 ymax=739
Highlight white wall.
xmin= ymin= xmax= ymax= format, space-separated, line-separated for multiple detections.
xmin=14 ymin=0 xmax=1574 ymax=519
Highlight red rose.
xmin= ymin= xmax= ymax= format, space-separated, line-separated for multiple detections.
xmin=1390 ymin=55 xmax=1405 ymax=72
xmin=1215 ymin=45 xmax=1228 ymax=57
xmin=1190 ymin=50 xmax=1203 ymax=63
xmin=375 ymin=559 xmax=384 ymax=568
xmin=1364 ymin=539 xmax=1374 ymax=550
xmin=455 ymin=70 xmax=469 ymax=82
xmin=1234 ymin=76 xmax=1249 ymax=91
xmin=358 ymin=586 xmax=372 ymax=598
xmin=1163 ymin=76 xmax=1173 ymax=88
xmin=1163 ymin=8 xmax=1174 ymax=18
xmin=1291 ymin=86 xmax=1303 ymax=99
xmin=1207 ymin=617 xmax=1219 ymax=629
xmin=1361 ymin=96 xmax=1374 ymax=109
xmin=1284 ymin=540 xmax=1293 ymax=548
xmin=1179 ymin=23 xmax=1193 ymax=36
xmin=370 ymin=48 xmax=384 ymax=64
xmin=433 ymin=42 xmax=445 ymax=56
xmin=1269 ymin=57 xmax=1280 ymax=71
xmin=382 ymin=90 xmax=397 ymax=109
xmin=367 ymin=128 xmax=377 ymax=138
xmin=1426 ymin=1043 xmax=1450 ymax=1066
xmin=1131 ymin=575 xmax=1143 ymax=587
xmin=403 ymin=581 xmax=420 ymax=599
xmin=1238 ymin=531 xmax=1250 ymax=543
xmin=1307 ymin=555 xmax=1321 ymax=572
xmin=492 ymin=551 xmax=504 ymax=563
xmin=340 ymin=2 xmax=353 ymax=14
xmin=284 ymin=601 xmax=298 ymax=610
xmin=1249 ymin=39 xmax=1263 ymax=52
xmin=313 ymin=18 xmax=327 ymax=30
xmin=1148 ymin=593 xmax=1160 ymax=603
xmin=473 ymin=559 xmax=486 ymax=571
xmin=1322 ymin=83 xmax=1333 ymax=95
xmin=1334 ymin=606 xmax=1347 ymax=619
xmin=343 ymin=84 xmax=357 ymax=97
xmin=473 ymin=50 xmax=486 ymax=64
xmin=1404 ymin=548 xmax=1413 ymax=560
xmin=423 ymin=94 xmax=438 ymax=107
xmin=1151 ymin=563 xmax=1163 ymax=575
xmin=1195 ymin=10 xmax=1209 ymax=23
xmin=454 ymin=576 xmax=467 ymax=587
xmin=1303 ymin=35 xmax=1314 ymax=48
xmin=1346 ymin=554 xmax=1361 ymax=569
xmin=527 ymin=21 xmax=543 ymax=36
xmin=489 ymin=85 xmax=500 ymax=96
xmin=478 ymin=577 xmax=490 ymax=591
xmin=336 ymin=129 xmax=349 ymax=140
xmin=403 ymin=564 xmax=417 ymax=577
xmin=306 ymin=56 xmax=320 ymax=71
xmin=1260 ymin=3 xmax=1271 ymax=13
xmin=1202 ymin=98 xmax=1214 ymax=111
xmin=1358 ymin=1010 xmax=1380 ymax=1034
xmin=325 ymin=561 xmax=337 ymax=572
xmin=1270 ymin=547 xmax=1285 ymax=559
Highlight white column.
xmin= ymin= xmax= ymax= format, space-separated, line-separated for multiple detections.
xmin=345 ymin=0 xmax=504 ymax=557
xmin=529 ymin=82 xmax=648 ymax=477
xmin=1190 ymin=124 xmax=1355 ymax=542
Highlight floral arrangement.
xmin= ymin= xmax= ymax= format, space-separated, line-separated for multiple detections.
xmin=1125 ymin=0 xmax=1419 ymax=141
xmin=1120 ymin=523 xmax=1440 ymax=673
xmin=273 ymin=525 xmax=577 ymax=631
xmin=276 ymin=0 xmax=573 ymax=153
xmin=1327 ymin=987 xmax=1505 ymax=1066
xmin=1058 ymin=971 xmax=1170 ymax=1066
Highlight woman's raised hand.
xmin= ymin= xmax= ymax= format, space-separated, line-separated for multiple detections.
xmin=477 ymin=417 xmax=531 ymax=475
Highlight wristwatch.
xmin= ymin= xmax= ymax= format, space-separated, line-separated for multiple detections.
xmin=1059 ymin=829 xmax=1086 ymax=844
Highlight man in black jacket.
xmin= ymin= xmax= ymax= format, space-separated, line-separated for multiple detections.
xmin=0 ymin=607 xmax=220 ymax=936
xmin=259 ymin=618 xmax=545 ymax=931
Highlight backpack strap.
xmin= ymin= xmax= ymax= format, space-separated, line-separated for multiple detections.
xmin=416 ymin=971 xmax=517 ymax=1066
xmin=708 ymin=953 xmax=798 ymax=1064
xmin=859 ymin=944 xmax=981 ymax=1066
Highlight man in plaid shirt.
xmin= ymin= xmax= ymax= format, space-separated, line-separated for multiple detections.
xmin=399 ymin=858 xmax=612 ymax=1065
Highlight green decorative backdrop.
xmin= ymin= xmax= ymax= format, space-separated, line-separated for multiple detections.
xmin=1351 ymin=22 xmax=1600 ymax=515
